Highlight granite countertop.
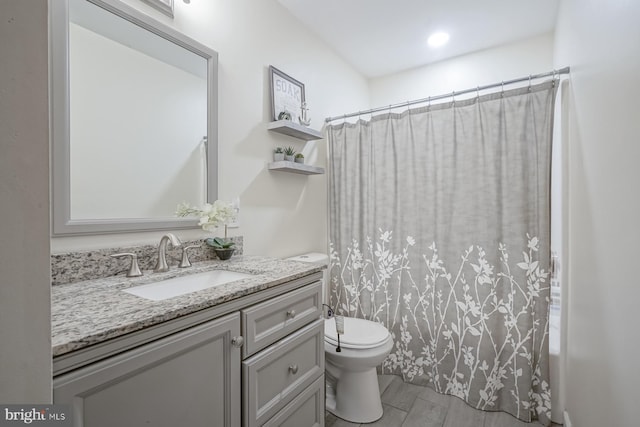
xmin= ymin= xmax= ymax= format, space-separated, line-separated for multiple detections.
xmin=51 ymin=256 xmax=324 ymax=357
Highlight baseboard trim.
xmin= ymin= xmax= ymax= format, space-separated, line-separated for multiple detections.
xmin=564 ymin=410 xmax=572 ymax=427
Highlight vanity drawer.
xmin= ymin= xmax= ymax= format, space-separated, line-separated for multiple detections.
xmin=242 ymin=281 xmax=322 ymax=357
xmin=242 ymin=318 xmax=324 ymax=427
xmin=263 ymin=375 xmax=324 ymax=427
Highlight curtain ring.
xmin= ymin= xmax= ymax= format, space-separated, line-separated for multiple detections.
xmin=476 ymin=86 xmax=480 ymax=99
xmin=427 ymin=96 xmax=431 ymax=111
xmin=452 ymin=91 xmax=456 ymax=105
xmin=528 ymin=74 xmax=532 ymax=91
xmin=501 ymin=81 xmax=505 ymax=97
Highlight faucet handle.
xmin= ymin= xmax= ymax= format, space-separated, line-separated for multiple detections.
xmin=179 ymin=245 xmax=200 ymax=268
xmin=111 ymin=253 xmax=143 ymax=277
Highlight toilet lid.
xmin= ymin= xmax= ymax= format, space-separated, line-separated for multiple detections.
xmin=324 ymin=317 xmax=390 ymax=349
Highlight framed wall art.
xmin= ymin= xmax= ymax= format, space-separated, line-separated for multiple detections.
xmin=269 ymin=66 xmax=305 ymax=122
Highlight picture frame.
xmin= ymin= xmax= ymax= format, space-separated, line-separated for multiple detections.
xmin=269 ymin=66 xmax=305 ymax=122
xmin=139 ymin=0 xmax=174 ymax=18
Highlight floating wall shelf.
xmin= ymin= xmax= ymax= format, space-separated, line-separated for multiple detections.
xmin=268 ymin=161 xmax=325 ymax=175
xmin=267 ymin=120 xmax=323 ymax=141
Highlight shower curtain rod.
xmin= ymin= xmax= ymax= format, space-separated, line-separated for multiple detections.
xmin=325 ymin=66 xmax=570 ymax=123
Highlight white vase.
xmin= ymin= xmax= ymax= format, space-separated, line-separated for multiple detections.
xmin=274 ymin=153 xmax=285 ymax=161
xmin=295 ymin=157 xmax=304 ymax=164
xmin=285 ymin=155 xmax=295 ymax=162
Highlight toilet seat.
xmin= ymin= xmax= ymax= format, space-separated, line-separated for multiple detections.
xmin=324 ymin=317 xmax=390 ymax=349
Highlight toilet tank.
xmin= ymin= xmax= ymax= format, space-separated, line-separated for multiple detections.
xmin=287 ymin=252 xmax=329 ymax=304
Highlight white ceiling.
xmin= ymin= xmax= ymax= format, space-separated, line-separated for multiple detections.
xmin=277 ymin=0 xmax=560 ymax=78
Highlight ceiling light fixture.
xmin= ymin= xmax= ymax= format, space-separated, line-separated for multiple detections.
xmin=427 ymin=32 xmax=450 ymax=48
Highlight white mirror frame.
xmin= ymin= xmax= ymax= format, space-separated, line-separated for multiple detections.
xmin=50 ymin=0 xmax=218 ymax=235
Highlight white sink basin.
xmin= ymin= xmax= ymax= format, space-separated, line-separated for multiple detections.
xmin=123 ymin=270 xmax=254 ymax=301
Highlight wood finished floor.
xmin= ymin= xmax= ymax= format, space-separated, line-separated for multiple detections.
xmin=325 ymin=375 xmax=563 ymax=427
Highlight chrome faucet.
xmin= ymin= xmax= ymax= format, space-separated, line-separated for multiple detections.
xmin=154 ymin=233 xmax=182 ymax=273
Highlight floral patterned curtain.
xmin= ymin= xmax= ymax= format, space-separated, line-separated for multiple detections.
xmin=327 ymin=82 xmax=557 ymax=425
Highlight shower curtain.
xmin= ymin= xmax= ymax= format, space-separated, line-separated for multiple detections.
xmin=327 ymin=81 xmax=557 ymax=424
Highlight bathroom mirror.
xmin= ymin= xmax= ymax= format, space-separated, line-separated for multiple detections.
xmin=51 ymin=0 xmax=218 ymax=235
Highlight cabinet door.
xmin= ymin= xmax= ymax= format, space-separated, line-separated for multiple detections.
xmin=54 ymin=312 xmax=241 ymax=427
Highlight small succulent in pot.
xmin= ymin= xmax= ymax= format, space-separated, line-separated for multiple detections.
xmin=294 ymin=153 xmax=304 ymax=164
xmin=206 ymin=237 xmax=234 ymax=249
xmin=283 ymin=146 xmax=296 ymax=162
xmin=206 ymin=237 xmax=235 ymax=260
xmin=278 ymin=111 xmax=292 ymax=121
xmin=273 ymin=146 xmax=285 ymax=162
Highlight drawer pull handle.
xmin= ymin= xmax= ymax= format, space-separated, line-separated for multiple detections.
xmin=231 ymin=336 xmax=244 ymax=348
xmin=288 ymin=364 xmax=299 ymax=375
xmin=286 ymin=309 xmax=296 ymax=319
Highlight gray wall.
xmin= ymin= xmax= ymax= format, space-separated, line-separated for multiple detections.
xmin=0 ymin=0 xmax=52 ymax=403
xmin=554 ymin=0 xmax=640 ymax=426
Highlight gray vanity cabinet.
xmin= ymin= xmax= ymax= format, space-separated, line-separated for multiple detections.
xmin=52 ymin=276 xmax=325 ymax=427
xmin=53 ymin=312 xmax=241 ymax=427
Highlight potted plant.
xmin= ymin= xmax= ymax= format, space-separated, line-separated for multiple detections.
xmin=278 ymin=111 xmax=292 ymax=121
xmin=294 ymin=153 xmax=305 ymax=164
xmin=273 ymin=147 xmax=285 ymax=161
xmin=283 ymin=146 xmax=296 ymax=162
xmin=176 ymin=200 xmax=236 ymax=260
xmin=205 ymin=237 xmax=235 ymax=260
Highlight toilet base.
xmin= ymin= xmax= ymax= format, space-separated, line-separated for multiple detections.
xmin=325 ymin=366 xmax=384 ymax=423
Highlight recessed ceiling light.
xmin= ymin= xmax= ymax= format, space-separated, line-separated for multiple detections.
xmin=427 ymin=32 xmax=450 ymax=48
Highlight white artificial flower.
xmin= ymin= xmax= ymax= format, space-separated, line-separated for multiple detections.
xmin=176 ymin=199 xmax=234 ymax=232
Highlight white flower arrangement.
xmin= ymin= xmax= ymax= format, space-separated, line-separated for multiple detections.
xmin=176 ymin=200 xmax=235 ymax=232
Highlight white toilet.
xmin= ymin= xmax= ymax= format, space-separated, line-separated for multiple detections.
xmin=324 ymin=316 xmax=393 ymax=423
xmin=287 ymin=253 xmax=394 ymax=424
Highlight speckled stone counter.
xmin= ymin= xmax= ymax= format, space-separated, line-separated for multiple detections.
xmin=51 ymin=256 xmax=324 ymax=357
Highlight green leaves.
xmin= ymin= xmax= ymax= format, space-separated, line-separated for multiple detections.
xmin=205 ymin=237 xmax=235 ymax=249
